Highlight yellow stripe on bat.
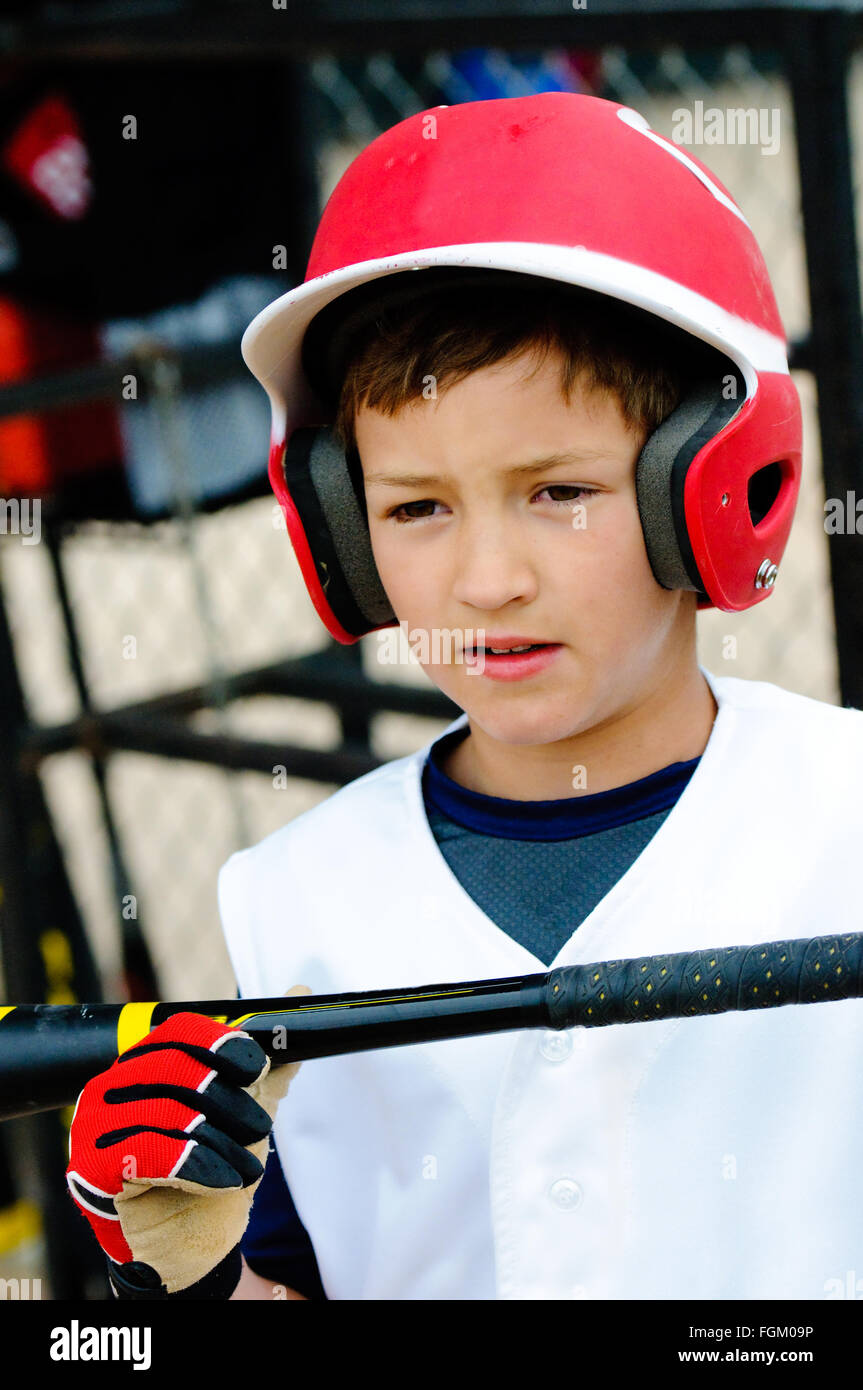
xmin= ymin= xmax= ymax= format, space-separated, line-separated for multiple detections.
xmin=0 ymin=1007 xmax=15 ymax=1023
xmin=116 ymin=1002 xmax=157 ymax=1055
xmin=227 ymin=988 xmax=477 ymax=1029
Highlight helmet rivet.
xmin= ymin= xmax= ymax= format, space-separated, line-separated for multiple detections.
xmin=720 ymin=493 xmax=730 ymax=506
xmin=755 ymin=559 xmax=778 ymax=590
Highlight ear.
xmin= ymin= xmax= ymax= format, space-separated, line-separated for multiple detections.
xmin=635 ymin=369 xmax=745 ymax=597
xmin=280 ymin=426 xmax=396 ymax=638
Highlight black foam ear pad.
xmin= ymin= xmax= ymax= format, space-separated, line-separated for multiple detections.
xmin=635 ymin=371 xmax=745 ymax=595
xmin=280 ymin=426 xmax=395 ymax=639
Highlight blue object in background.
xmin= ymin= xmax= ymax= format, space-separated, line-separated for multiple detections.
xmin=443 ymin=48 xmax=584 ymax=102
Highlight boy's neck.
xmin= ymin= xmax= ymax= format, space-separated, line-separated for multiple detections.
xmin=441 ymin=666 xmax=719 ymax=802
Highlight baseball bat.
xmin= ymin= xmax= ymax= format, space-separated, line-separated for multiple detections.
xmin=1 ymin=930 xmax=862 ymax=1123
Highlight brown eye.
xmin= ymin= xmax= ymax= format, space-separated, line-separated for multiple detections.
xmin=388 ymin=500 xmax=442 ymax=523
xmin=534 ymin=485 xmax=600 ymax=505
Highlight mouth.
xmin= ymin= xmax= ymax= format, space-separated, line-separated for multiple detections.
xmin=460 ymin=640 xmax=564 ymax=681
xmin=465 ymin=640 xmax=559 ymax=657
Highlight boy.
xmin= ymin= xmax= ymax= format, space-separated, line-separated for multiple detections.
xmin=67 ymin=93 xmax=863 ymax=1301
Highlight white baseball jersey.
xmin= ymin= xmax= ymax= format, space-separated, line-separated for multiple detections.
xmin=218 ymin=667 xmax=863 ymax=1299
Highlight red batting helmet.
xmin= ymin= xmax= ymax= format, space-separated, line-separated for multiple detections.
xmin=241 ymin=91 xmax=802 ymax=643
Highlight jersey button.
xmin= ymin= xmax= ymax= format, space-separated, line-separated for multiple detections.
xmin=539 ymin=1031 xmax=573 ymax=1062
xmin=549 ymin=1178 xmax=583 ymax=1210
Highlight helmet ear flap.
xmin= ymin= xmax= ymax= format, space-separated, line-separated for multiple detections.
xmin=281 ymin=426 xmax=396 ymax=638
xmin=636 ymin=369 xmax=746 ymax=600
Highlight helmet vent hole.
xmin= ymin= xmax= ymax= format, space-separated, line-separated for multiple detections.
xmin=747 ymin=461 xmax=782 ymax=527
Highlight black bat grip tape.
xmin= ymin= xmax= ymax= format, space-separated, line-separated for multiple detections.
xmin=545 ymin=933 xmax=863 ymax=1031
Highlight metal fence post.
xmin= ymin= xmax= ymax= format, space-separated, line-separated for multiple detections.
xmin=787 ymin=8 xmax=863 ymax=709
xmin=0 ymin=542 xmax=109 ymax=1298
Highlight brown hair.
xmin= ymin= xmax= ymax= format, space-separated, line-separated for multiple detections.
xmin=332 ymin=275 xmax=730 ymax=456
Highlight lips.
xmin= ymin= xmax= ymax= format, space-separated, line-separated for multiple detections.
xmin=462 ymin=641 xmax=563 ymax=682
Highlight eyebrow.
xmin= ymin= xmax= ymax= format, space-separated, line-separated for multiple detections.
xmin=362 ymin=449 xmax=610 ymax=488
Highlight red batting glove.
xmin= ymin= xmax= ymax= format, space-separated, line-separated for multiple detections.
xmin=66 ymin=1011 xmax=280 ymax=1297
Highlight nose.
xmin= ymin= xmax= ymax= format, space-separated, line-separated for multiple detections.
xmin=450 ymin=512 xmax=540 ymax=612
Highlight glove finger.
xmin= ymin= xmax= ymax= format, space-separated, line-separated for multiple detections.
xmin=76 ymin=1116 xmax=264 ymax=1200
xmin=90 ymin=1126 xmax=211 ymax=1187
xmin=150 ymin=1134 xmax=259 ymax=1192
xmin=169 ymin=1121 xmax=265 ymax=1190
xmin=102 ymin=1073 xmax=272 ymax=1147
xmin=117 ymin=1031 xmax=269 ymax=1088
xmin=91 ymin=1119 xmax=264 ymax=1189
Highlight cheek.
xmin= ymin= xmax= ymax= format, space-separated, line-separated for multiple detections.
xmin=558 ymin=501 xmax=648 ymax=585
xmin=559 ymin=509 xmax=667 ymax=636
xmin=368 ymin=523 xmax=434 ymax=611
xmin=368 ymin=518 xmax=395 ymax=570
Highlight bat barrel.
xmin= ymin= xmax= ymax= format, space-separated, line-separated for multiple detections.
xmin=226 ymin=975 xmax=550 ymax=1062
xmin=0 ymin=1005 xmax=128 ymax=1120
xmin=0 ymin=976 xmax=551 ymax=1121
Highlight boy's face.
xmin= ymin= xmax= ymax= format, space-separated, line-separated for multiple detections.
xmin=356 ymin=347 xmax=698 ymax=759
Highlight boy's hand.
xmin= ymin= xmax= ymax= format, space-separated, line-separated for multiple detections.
xmin=66 ymin=987 xmax=310 ymax=1297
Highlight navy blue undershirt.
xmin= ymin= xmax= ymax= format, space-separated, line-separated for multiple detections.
xmin=421 ymin=723 xmax=700 ymax=962
xmin=423 ymin=723 xmax=699 ymax=836
xmin=241 ymin=723 xmax=701 ymax=1297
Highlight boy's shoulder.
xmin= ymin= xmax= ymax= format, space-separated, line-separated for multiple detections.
xmin=231 ymin=756 xmax=408 ymax=866
xmin=219 ymin=714 xmax=466 ymax=882
xmin=709 ymin=669 xmax=862 ymax=732
xmin=705 ymin=671 xmax=863 ymax=799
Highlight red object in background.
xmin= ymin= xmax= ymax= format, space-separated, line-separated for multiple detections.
xmin=0 ymin=86 xmax=122 ymax=501
xmin=0 ymin=295 xmax=123 ymax=497
xmin=1 ymin=92 xmax=92 ymax=221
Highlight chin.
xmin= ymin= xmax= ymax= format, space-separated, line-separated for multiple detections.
xmin=464 ymin=701 xmax=584 ymax=749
